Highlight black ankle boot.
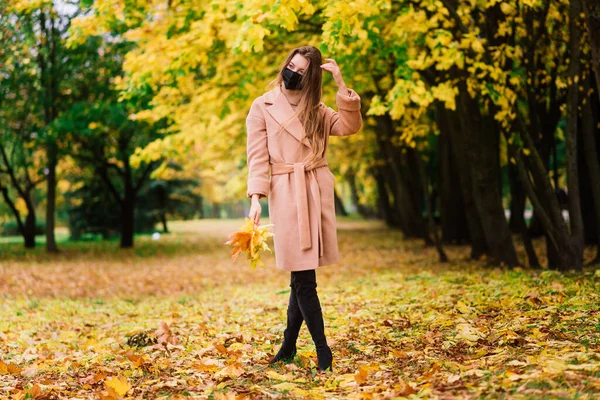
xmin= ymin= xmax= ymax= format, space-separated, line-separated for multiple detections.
xmin=270 ymin=277 xmax=303 ymax=364
xmin=292 ymin=270 xmax=333 ymax=372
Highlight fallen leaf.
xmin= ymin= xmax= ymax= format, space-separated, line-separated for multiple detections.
xmin=156 ymin=321 xmax=177 ymax=347
xmin=272 ymin=382 xmax=297 ymax=391
xmin=105 ymin=376 xmax=131 ymax=397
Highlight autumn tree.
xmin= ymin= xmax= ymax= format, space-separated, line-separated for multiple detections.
xmin=0 ymin=5 xmax=46 ymax=248
xmin=55 ymin=0 xmax=600 ymax=268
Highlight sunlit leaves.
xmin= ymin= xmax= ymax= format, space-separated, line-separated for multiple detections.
xmin=61 ymin=0 xmax=586 ymax=203
xmin=225 ymin=217 xmax=274 ymax=269
xmin=1 ymin=220 xmax=600 ymax=397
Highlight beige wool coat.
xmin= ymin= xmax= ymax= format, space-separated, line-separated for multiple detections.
xmin=246 ymin=84 xmax=362 ymax=271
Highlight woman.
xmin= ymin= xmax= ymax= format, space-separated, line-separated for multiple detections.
xmin=245 ymin=46 xmax=362 ymax=372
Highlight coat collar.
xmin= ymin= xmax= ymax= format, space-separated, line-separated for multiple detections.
xmin=263 ymin=84 xmax=311 ymax=149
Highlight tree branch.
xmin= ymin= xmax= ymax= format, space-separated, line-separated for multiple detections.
xmin=134 ymin=160 xmax=159 ymax=193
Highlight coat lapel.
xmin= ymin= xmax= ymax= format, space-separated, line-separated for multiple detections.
xmin=264 ymin=85 xmax=311 ymax=149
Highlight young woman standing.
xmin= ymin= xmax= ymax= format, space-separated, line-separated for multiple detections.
xmin=245 ymin=46 xmax=362 ymax=371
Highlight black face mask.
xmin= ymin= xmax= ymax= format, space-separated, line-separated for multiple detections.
xmin=282 ymin=67 xmax=303 ymax=90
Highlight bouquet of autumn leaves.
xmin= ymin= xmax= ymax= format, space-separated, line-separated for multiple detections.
xmin=225 ymin=217 xmax=274 ymax=269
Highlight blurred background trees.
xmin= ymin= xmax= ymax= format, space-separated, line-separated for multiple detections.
xmin=1 ymin=0 xmax=599 ymax=271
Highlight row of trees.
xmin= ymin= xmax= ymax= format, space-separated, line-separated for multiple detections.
xmin=2 ymin=0 xmax=600 ymax=273
xmin=68 ymin=0 xmax=599 ymax=271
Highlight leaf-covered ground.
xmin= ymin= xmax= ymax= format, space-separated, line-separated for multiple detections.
xmin=1 ymin=219 xmax=599 ymax=399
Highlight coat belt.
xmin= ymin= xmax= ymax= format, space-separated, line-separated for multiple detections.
xmin=270 ymin=158 xmax=328 ymax=256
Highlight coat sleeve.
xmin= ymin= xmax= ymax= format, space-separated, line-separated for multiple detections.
xmin=246 ymin=97 xmax=270 ymax=199
xmin=327 ymin=87 xmax=363 ymax=136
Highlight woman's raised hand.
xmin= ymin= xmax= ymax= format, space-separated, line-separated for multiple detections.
xmin=320 ymin=58 xmax=346 ymax=90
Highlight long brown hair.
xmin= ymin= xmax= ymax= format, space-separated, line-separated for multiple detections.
xmin=268 ymin=46 xmax=326 ymax=166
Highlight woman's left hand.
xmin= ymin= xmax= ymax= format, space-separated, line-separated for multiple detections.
xmin=320 ymin=58 xmax=346 ymax=90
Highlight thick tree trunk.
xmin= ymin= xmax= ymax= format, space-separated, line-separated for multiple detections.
xmin=439 ymin=103 xmax=488 ymax=259
xmin=23 ymin=206 xmax=36 ymax=249
xmin=582 ymin=74 xmax=600 ymax=263
xmin=120 ymin=146 xmax=135 ymax=249
xmin=39 ymin=6 xmax=59 ymax=253
xmin=583 ymin=0 xmax=600 ymax=101
xmin=374 ymin=115 xmax=428 ymax=239
xmin=417 ymin=155 xmax=448 ymax=262
xmin=508 ymin=163 xmax=525 ymax=234
xmin=372 ymin=165 xmax=398 ymax=227
xmin=436 ymin=104 xmax=470 ymax=244
xmin=120 ymin=195 xmax=135 ymax=248
xmin=513 ymin=115 xmax=583 ymax=271
xmin=562 ymin=0 xmax=585 ymax=271
xmin=405 ymin=147 xmax=431 ymax=243
xmin=458 ymin=85 xmax=518 ymax=266
xmin=579 ymin=122 xmax=598 ymax=245
xmin=508 ymin=162 xmax=540 ymax=267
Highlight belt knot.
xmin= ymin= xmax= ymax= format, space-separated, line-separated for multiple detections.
xmin=269 ymin=158 xmax=328 ymax=255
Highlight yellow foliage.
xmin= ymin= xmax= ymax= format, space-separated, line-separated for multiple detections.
xmin=225 ymin=217 xmax=274 ymax=270
xmin=61 ymin=0 xmax=578 ymax=201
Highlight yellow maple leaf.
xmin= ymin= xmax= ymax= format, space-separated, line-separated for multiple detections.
xmin=105 ymin=376 xmax=130 ymax=397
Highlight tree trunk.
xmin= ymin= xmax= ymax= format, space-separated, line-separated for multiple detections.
xmin=197 ymin=196 xmax=204 ymax=219
xmin=346 ymin=171 xmax=370 ymax=217
xmin=583 ymin=0 xmax=600 ymax=102
xmin=513 ymin=113 xmax=583 ymax=272
xmin=374 ymin=115 xmax=427 ymax=238
xmin=372 ymin=165 xmax=398 ymax=227
xmin=45 ymin=140 xmax=59 ymax=252
xmin=508 ymin=162 xmax=540 ymax=267
xmin=161 ymin=212 xmax=169 ymax=233
xmin=417 ymin=155 xmax=448 ymax=262
xmin=23 ymin=204 xmax=36 ymax=249
xmin=439 ymin=102 xmax=488 ymax=258
xmin=405 ymin=147 xmax=431 ymax=243
xmin=562 ymin=0 xmax=585 ymax=271
xmin=579 ymin=120 xmax=598 ymax=245
xmin=0 ymin=185 xmax=26 ymax=241
xmin=0 ymin=144 xmax=39 ymax=249
xmin=436 ymin=104 xmax=469 ymax=244
xmin=581 ymin=74 xmax=600 ymax=263
xmin=458 ymin=85 xmax=518 ymax=266
xmin=120 ymin=147 xmax=135 ymax=249
xmin=334 ymin=188 xmax=348 ymax=216
xmin=39 ymin=5 xmax=59 ymax=253
xmin=212 ymin=203 xmax=221 ymax=218
xmin=120 ymin=195 xmax=135 ymax=248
